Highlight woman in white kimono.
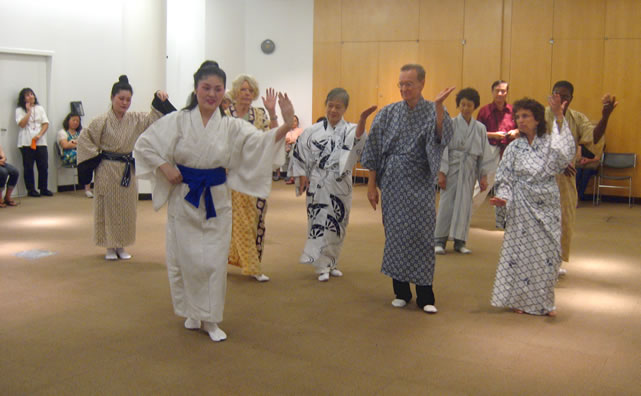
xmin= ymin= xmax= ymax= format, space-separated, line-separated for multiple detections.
xmin=291 ymin=88 xmax=376 ymax=281
xmin=435 ymin=88 xmax=494 ymax=254
xmin=134 ymin=61 xmax=294 ymax=342
xmin=489 ymin=94 xmax=574 ymax=316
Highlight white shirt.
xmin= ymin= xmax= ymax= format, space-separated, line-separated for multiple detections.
xmin=15 ymin=105 xmax=49 ymax=147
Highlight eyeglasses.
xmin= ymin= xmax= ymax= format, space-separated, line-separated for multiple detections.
xmin=397 ymin=82 xmax=415 ymax=89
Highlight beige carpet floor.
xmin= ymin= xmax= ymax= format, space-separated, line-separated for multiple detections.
xmin=1 ymin=182 xmax=640 ymax=395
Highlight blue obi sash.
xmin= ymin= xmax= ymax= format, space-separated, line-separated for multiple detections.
xmin=176 ymin=164 xmax=227 ymax=219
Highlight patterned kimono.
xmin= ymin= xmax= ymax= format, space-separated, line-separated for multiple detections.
xmin=134 ymin=108 xmax=284 ymax=323
xmin=225 ymin=104 xmax=274 ymax=275
xmin=291 ymin=119 xmax=367 ymax=273
xmin=361 ymin=98 xmax=453 ymax=286
xmin=435 ymin=114 xmax=494 ymax=243
xmin=77 ymin=108 xmax=162 ymax=247
xmin=490 ymin=119 xmax=575 ymax=315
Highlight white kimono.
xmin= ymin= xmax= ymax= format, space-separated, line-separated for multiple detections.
xmin=291 ymin=119 xmax=366 ymax=273
xmin=435 ymin=114 xmax=493 ymax=242
xmin=134 ymin=108 xmax=285 ymax=323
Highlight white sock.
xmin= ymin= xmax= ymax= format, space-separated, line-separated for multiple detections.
xmin=203 ymin=322 xmax=227 ymax=342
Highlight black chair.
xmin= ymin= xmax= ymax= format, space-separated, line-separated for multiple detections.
xmin=593 ymin=152 xmax=636 ymax=207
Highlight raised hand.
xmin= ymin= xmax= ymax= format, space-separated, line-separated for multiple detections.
xmin=360 ymin=105 xmax=377 ymax=121
xmin=262 ymin=88 xmax=278 ymax=114
xmin=601 ymin=93 xmax=618 ymax=117
xmin=155 ymin=90 xmax=169 ymax=101
xmin=548 ymin=93 xmax=567 ymax=118
xmin=277 ymin=92 xmax=295 ymax=128
xmin=435 ymin=86 xmax=456 ymax=105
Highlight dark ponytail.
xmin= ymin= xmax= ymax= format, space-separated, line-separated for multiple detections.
xmin=111 ymin=75 xmax=133 ymax=98
xmin=184 ymin=60 xmax=227 ymax=115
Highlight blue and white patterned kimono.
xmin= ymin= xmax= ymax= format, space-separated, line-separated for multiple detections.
xmin=361 ymin=98 xmax=453 ymax=285
xmin=291 ymin=119 xmax=367 ymax=273
xmin=490 ymin=118 xmax=575 ymax=315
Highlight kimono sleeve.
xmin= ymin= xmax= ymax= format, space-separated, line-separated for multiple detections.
xmin=77 ymin=115 xmax=106 ymax=163
xmin=226 ymin=118 xmax=286 ymax=199
xmin=133 ymin=112 xmax=181 ymax=211
xmin=495 ymin=142 xmax=516 ymax=203
xmin=291 ymin=126 xmax=312 ymax=177
xmin=440 ymin=146 xmax=449 ymax=174
xmin=129 ymin=107 xmax=164 ymax=136
xmin=425 ymin=106 xmax=453 ymax=179
xmin=574 ymin=111 xmax=596 ymax=146
xmin=338 ymin=123 xmax=368 ymax=177
xmin=477 ymin=122 xmax=495 ymax=178
xmin=544 ymin=118 xmax=576 ymax=175
xmin=360 ymin=110 xmax=385 ymax=172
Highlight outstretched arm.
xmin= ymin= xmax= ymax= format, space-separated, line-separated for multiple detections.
xmin=434 ymin=86 xmax=456 ymax=139
xmin=593 ymin=93 xmax=617 ymax=144
xmin=274 ymin=93 xmax=295 ymax=142
xmin=356 ymin=105 xmax=377 ymax=138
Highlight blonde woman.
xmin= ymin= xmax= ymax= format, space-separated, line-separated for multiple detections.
xmin=226 ymin=74 xmax=281 ymax=282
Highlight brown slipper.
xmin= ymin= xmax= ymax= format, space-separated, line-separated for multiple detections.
xmin=4 ymin=199 xmax=18 ymax=206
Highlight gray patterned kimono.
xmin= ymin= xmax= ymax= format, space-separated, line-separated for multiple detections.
xmin=435 ymin=114 xmax=494 ymax=242
xmin=291 ymin=119 xmax=367 ymax=273
xmin=490 ymin=119 xmax=575 ymax=315
xmin=361 ymin=98 xmax=453 ymax=285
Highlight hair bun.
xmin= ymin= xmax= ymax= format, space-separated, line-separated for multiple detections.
xmin=199 ymin=60 xmax=219 ymax=70
xmin=118 ymin=75 xmax=129 ymax=84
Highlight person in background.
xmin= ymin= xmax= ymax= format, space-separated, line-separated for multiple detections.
xmin=134 ymin=61 xmax=295 ymax=342
xmin=57 ymin=112 xmax=93 ymax=197
xmin=15 ymin=88 xmax=52 ymax=197
xmin=435 ymin=88 xmax=493 ymax=255
xmin=0 ymin=143 xmax=20 ymax=207
xmin=489 ymin=95 xmax=575 ymax=316
xmin=291 ymin=88 xmax=376 ymax=281
xmin=77 ymin=75 xmax=172 ymax=261
xmin=473 ymin=80 xmax=517 ymax=208
xmin=544 ymin=80 xmax=617 ymax=275
xmin=225 ymin=74 xmax=281 ymax=282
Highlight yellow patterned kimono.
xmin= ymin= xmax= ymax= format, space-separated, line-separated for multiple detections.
xmin=226 ymin=105 xmax=272 ymax=275
xmin=78 ymin=108 xmax=162 ymax=247
xmin=545 ymin=107 xmax=597 ymax=262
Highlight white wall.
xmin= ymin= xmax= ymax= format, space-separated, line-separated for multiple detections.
xmin=0 ymin=0 xmax=166 ymax=191
xmin=204 ymin=0 xmax=314 ymax=129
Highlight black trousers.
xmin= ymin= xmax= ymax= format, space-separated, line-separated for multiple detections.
xmin=20 ymin=146 xmax=48 ymax=192
xmin=393 ymin=279 xmax=435 ymax=308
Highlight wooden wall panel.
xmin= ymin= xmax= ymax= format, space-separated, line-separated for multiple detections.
xmin=605 ymin=0 xmax=641 ymax=39
xmin=463 ymin=0 xmax=504 ymax=106
xmin=509 ymin=0 xmax=553 ymax=103
xmin=340 ymin=42 xmax=379 ymax=124
xmin=314 ymin=0 xmax=342 ymax=42
xmin=419 ymin=0 xmax=464 ymax=40
xmin=501 ymin=0 xmax=512 ymax=80
xmin=553 ymin=0 xmax=606 ymax=40
xmin=312 ymin=42 xmax=342 ymax=122
xmin=418 ymin=40 xmax=463 ymax=113
xmin=602 ymin=39 xmax=641 ymax=196
xmin=551 ymin=39 xmax=604 ymax=121
xmin=377 ymin=42 xmax=419 ymax=113
xmin=341 ymin=0 xmax=419 ymax=42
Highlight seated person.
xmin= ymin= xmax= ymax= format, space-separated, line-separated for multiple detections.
xmin=57 ymin=113 xmax=93 ymax=197
xmin=0 ymin=143 xmax=20 ymax=207
xmin=576 ymin=143 xmax=603 ymax=202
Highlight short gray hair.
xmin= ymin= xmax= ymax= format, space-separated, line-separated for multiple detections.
xmin=400 ymin=64 xmax=426 ymax=82
xmin=325 ymin=88 xmax=349 ymax=108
